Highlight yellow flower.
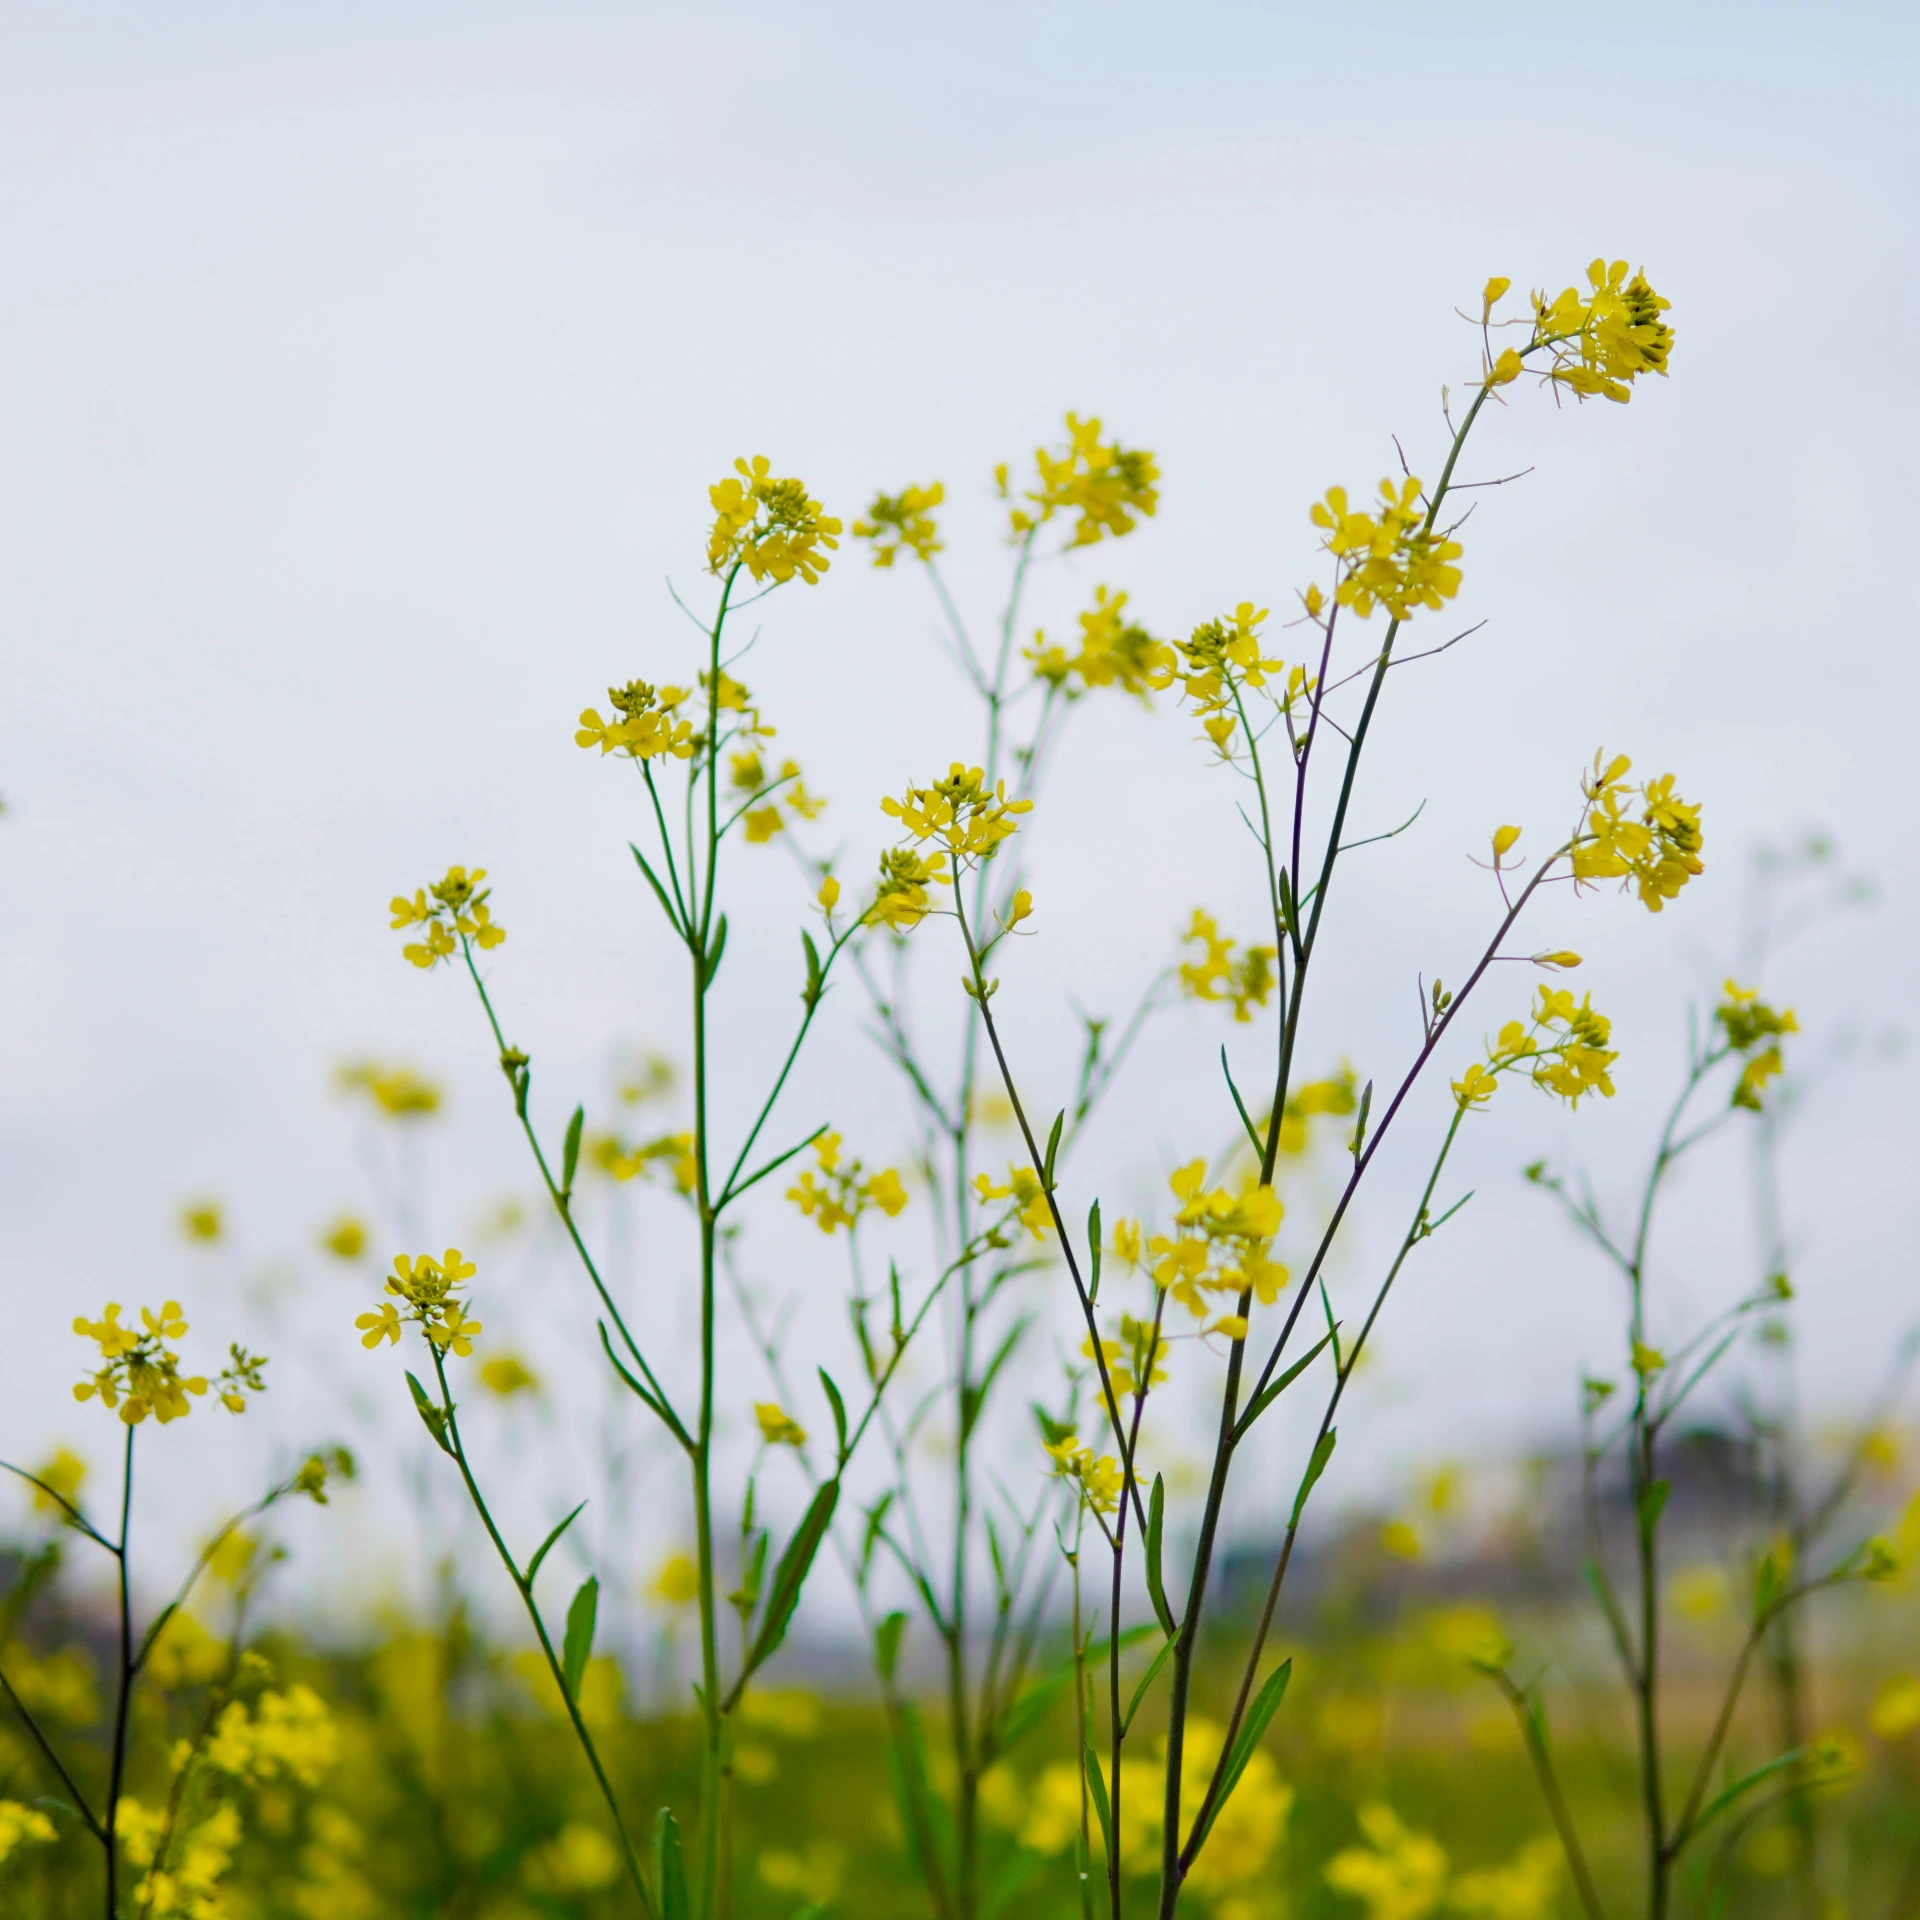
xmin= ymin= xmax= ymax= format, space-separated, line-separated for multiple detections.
xmin=881 ymin=763 xmax=1033 ymax=870
xmin=318 ymin=1213 xmax=368 ymax=1262
xmin=336 ymin=1061 xmax=443 ymax=1119
xmin=651 ymin=1552 xmax=700 ymax=1606
xmin=817 ymin=874 xmax=841 ymax=914
xmin=390 ymin=867 xmax=507 ymax=968
xmin=1571 ymin=750 xmax=1703 ymax=912
xmin=1310 ymin=478 xmax=1464 ymax=622
xmin=179 ymin=1200 xmax=223 ymax=1245
xmin=1179 ymin=909 xmax=1276 ymax=1022
xmin=426 ymin=1300 xmax=483 ymax=1358
xmin=1003 ymin=414 xmax=1158 ymax=548
xmin=708 ymin=455 xmax=842 ymax=584
xmin=356 ymin=1303 xmax=402 ymax=1349
xmin=481 ymin=1353 xmax=540 ymax=1397
xmin=0 ymin=1800 xmax=58 ymax=1867
xmin=1325 ymin=1804 xmax=1449 ymax=1920
xmin=72 ymin=1300 xmax=248 ymax=1427
xmin=1044 ymin=1435 xmax=1123 ymax=1515
xmin=1531 ymin=258 xmax=1674 ymax=403
xmin=1452 ymin=1063 xmax=1498 ymax=1109
xmin=867 ymin=845 xmax=949 ymax=931
xmin=755 ymin=1402 xmax=808 ymax=1447
xmin=576 ymin=680 xmax=698 ymax=762
xmin=1490 ymin=824 xmax=1521 ymax=864
xmin=853 ymin=481 xmax=944 ymax=567
xmin=27 ymin=1447 xmax=86 ymax=1518
xmin=786 ymin=1132 xmax=910 ymax=1235
xmin=974 ymin=1164 xmax=1052 ymax=1239
xmin=742 ymin=805 xmax=783 ymax=844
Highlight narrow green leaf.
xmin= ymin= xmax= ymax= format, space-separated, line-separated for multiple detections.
xmin=1145 ymin=1475 xmax=1177 ymax=1638
xmin=1121 ymin=1629 xmax=1180 ymax=1736
xmin=996 ymin=1626 xmax=1158 ymax=1757
xmin=404 ymin=1370 xmax=454 ymax=1456
xmin=1685 ymin=1746 xmax=1806 ymax=1845
xmin=742 ymin=1479 xmax=840 ymax=1680
xmin=1220 ymin=1047 xmax=1263 ymax=1159
xmin=860 ymin=1492 xmax=895 ymax=1580
xmin=706 ymin=913 xmax=729 ymax=986
xmin=561 ymin=1575 xmax=599 ymax=1702
xmin=875 ymin=1609 xmax=908 ymax=1684
xmin=654 ymin=1807 xmax=689 ymax=1920
xmin=1086 ymin=1200 xmax=1103 ymax=1305
xmin=1638 ymin=1477 xmax=1671 ymax=1541
xmin=1351 ymin=1078 xmax=1374 ymax=1158
xmin=818 ymin=1368 xmax=849 ymax=1461
xmin=1289 ymin=1430 xmax=1336 ymax=1530
xmin=561 ymin=1105 xmax=585 ymax=1196
xmin=1188 ymin=1660 xmax=1292 ymax=1859
xmin=1233 ymin=1329 xmax=1337 ymax=1445
xmin=526 ymin=1501 xmax=588 ymax=1588
xmin=1276 ymin=864 xmax=1295 ymax=935
xmin=729 ymin=1530 xmax=769 ymax=1621
xmin=1043 ymin=1110 xmax=1065 ymax=1186
xmin=801 ymin=929 xmax=823 ymax=1004
xmin=1084 ymin=1747 xmax=1114 ymax=1873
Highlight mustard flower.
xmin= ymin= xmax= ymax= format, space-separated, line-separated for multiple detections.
xmin=755 ymin=1401 xmax=808 ymax=1447
xmin=854 ymin=482 xmax=944 ymax=567
xmin=1531 ymin=258 xmax=1675 ymax=403
xmin=575 ymin=679 xmax=697 ymax=763
xmin=1027 ymin=586 xmax=1175 ymax=701
xmin=1001 ymin=414 xmax=1159 ymax=549
xmin=1310 ymin=478 xmax=1465 ymax=622
xmin=1178 ymin=909 xmax=1276 ymax=1022
xmin=785 ymin=1131 xmax=910 ymax=1235
xmin=881 ymin=763 xmax=1033 ymax=867
xmin=358 ymin=1249 xmax=483 ymax=1360
xmin=1716 ymin=979 xmax=1799 ymax=1110
xmin=390 ymin=867 xmax=508 ymax=969
xmin=1044 ymin=1434 xmax=1123 ymax=1515
xmin=973 ymin=1164 xmax=1052 ymax=1239
xmin=708 ymin=455 xmax=842 ymax=584
xmin=1138 ymin=1161 xmax=1289 ymax=1321
xmin=72 ymin=1303 xmax=263 ymax=1426
xmin=335 ymin=1061 xmax=443 ymax=1118
xmin=481 ymin=1353 xmax=541 ymax=1397
xmin=1572 ymin=752 xmax=1704 ymax=911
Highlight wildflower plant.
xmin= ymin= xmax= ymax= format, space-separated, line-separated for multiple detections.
xmin=1478 ymin=935 xmax=1910 ymax=1916
xmin=370 ymin=259 xmax=1705 ymax=1920
xmin=1 ymin=1296 xmax=346 ymax=1920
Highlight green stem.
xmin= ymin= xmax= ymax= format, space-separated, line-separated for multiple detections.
xmin=105 ymin=1422 xmax=135 ymax=1920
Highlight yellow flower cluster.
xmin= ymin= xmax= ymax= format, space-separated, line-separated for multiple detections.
xmin=998 ymin=413 xmax=1159 ymax=548
xmin=730 ymin=748 xmax=826 ymax=844
xmin=1310 ymin=477 xmax=1465 ymax=622
xmin=480 ymin=1353 xmax=540 ymax=1397
xmin=1179 ymin=909 xmax=1277 ymax=1023
xmin=1523 ymin=258 xmax=1675 ymax=404
xmin=1571 ymin=752 xmax=1704 ymax=912
xmin=335 ymin=1060 xmax=442 ymax=1118
xmin=972 ymin=1163 xmax=1052 ymax=1239
xmin=1043 ymin=1434 xmax=1123 ymax=1515
xmin=1327 ymin=1803 xmax=1563 ymax=1920
xmin=1715 ymin=979 xmax=1798 ymax=1111
xmin=28 ymin=1446 xmax=86 ymax=1517
xmin=853 ymin=482 xmax=944 ymax=567
xmin=1083 ymin=1309 xmax=1169 ymax=1399
xmin=1168 ymin=602 xmax=1300 ymax=756
xmin=867 ymin=846 xmax=947 ymax=931
xmin=202 ymin=1684 xmax=338 ymax=1787
xmin=1027 ymin=586 xmax=1174 ymax=702
xmin=72 ymin=1305 xmax=264 ymax=1425
xmin=881 ymin=762 xmax=1033 ymax=867
xmin=587 ymin=1127 xmax=697 ymax=1194
xmin=389 ymin=867 xmax=506 ymax=970
xmin=119 ymin=1799 xmax=242 ymax=1920
xmin=356 ymin=1249 xmax=483 ymax=1359
xmin=575 ymin=678 xmax=697 ymax=763
xmin=1146 ymin=1161 xmax=1287 ymax=1330
xmin=785 ymin=1131 xmax=909 ymax=1235
xmin=0 ymin=1800 xmax=56 ymax=1868
xmin=1455 ymin=987 xmax=1620 ymax=1111
xmin=707 ymin=455 xmax=842 ymax=584
xmin=1270 ymin=1071 xmax=1360 ymax=1156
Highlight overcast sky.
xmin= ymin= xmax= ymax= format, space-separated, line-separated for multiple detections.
xmin=2 ymin=0 xmax=1916 ymax=1620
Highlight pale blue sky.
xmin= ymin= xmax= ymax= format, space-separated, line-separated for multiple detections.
xmin=2 ymin=0 xmax=1915 ymax=1608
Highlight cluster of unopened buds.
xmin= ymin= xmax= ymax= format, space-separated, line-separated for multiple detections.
xmin=356 ymin=1249 xmax=484 ymax=1358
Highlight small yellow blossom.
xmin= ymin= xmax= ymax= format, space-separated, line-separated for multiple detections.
xmin=651 ymin=1552 xmax=700 ymax=1606
xmin=481 ymin=1353 xmax=540 ymax=1397
xmin=786 ymin=1132 xmax=910 ymax=1234
xmin=27 ymin=1446 xmax=86 ymax=1519
xmin=973 ymin=1164 xmax=1052 ymax=1239
xmin=1531 ymin=259 xmax=1675 ymax=403
xmin=1044 ymin=1435 xmax=1123 ymax=1515
xmin=179 ymin=1200 xmax=224 ymax=1245
xmin=1179 ymin=909 xmax=1276 ymax=1022
xmin=73 ymin=1302 xmax=259 ymax=1427
xmin=319 ymin=1213 xmax=369 ymax=1260
xmin=335 ymin=1061 xmax=443 ymax=1119
xmin=390 ymin=867 xmax=508 ymax=970
xmin=359 ymin=1250 xmax=482 ymax=1360
xmin=854 ymin=481 xmax=944 ymax=567
xmin=755 ymin=1402 xmax=807 ymax=1447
